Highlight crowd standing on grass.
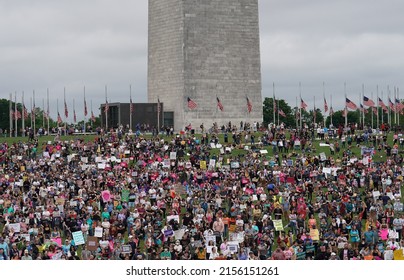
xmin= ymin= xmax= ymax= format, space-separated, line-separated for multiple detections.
xmin=1 ymin=121 xmax=404 ymax=260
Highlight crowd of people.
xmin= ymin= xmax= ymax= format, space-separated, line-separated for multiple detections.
xmin=0 ymin=123 xmax=403 ymax=260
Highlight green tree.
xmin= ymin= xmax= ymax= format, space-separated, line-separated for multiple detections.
xmin=326 ymin=110 xmax=359 ymax=127
xmin=263 ymin=97 xmax=295 ymax=128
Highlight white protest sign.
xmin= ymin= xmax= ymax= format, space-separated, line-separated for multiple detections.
xmin=209 ymin=159 xmax=216 ymax=170
xmin=81 ymin=157 xmax=88 ymax=163
xmin=8 ymin=223 xmax=20 ymax=233
xmin=167 ymin=215 xmax=180 ymax=223
xmin=94 ymin=227 xmax=103 ymax=238
xmin=72 ymin=231 xmax=85 ymax=245
xmin=170 ymin=152 xmax=177 ymax=160
xmin=373 ymin=191 xmax=381 ymax=198
xmin=174 ymin=229 xmax=185 ymax=240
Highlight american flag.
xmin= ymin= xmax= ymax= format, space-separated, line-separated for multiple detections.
xmin=130 ymin=96 xmax=134 ymax=114
xmin=360 ymin=104 xmax=368 ymax=113
xmin=15 ymin=110 xmax=21 ymax=119
xmin=64 ymin=100 xmax=68 ymax=118
xmin=389 ymin=98 xmax=395 ymax=111
xmin=378 ymin=98 xmax=388 ymax=112
xmin=372 ymin=106 xmax=378 ymax=115
xmin=43 ymin=111 xmax=48 ymax=120
xmin=342 ymin=108 xmax=347 ymax=117
xmin=57 ymin=112 xmax=62 ymax=124
xmin=246 ymin=97 xmax=252 ymax=113
xmin=157 ymin=98 xmax=161 ymax=113
xmin=104 ymin=99 xmax=109 ymax=113
xmin=84 ymin=97 xmax=88 ymax=116
xmin=23 ymin=106 xmax=28 ymax=119
xmin=300 ymin=98 xmax=307 ymax=110
xmin=74 ymin=110 xmax=77 ymax=123
xmin=216 ymin=97 xmax=224 ymax=111
xmin=187 ymin=97 xmax=197 ymax=110
xmin=363 ymin=96 xmax=375 ymax=107
xmin=324 ymin=97 xmax=328 ymax=112
xmin=346 ymin=98 xmax=357 ymax=110
xmin=329 ymin=107 xmax=334 ymax=115
xmin=395 ymin=98 xmax=403 ymax=111
xmin=279 ymin=109 xmax=286 ymax=117
xmin=10 ymin=110 xmax=14 ymax=120
xmin=91 ymin=111 xmax=96 ymax=122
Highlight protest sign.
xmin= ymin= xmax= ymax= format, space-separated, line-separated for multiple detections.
xmin=273 ymin=220 xmax=284 ymax=231
xmin=72 ymin=231 xmax=85 ymax=245
xmin=87 ymin=236 xmax=98 ymax=251
xmin=94 ymin=227 xmax=103 ymax=238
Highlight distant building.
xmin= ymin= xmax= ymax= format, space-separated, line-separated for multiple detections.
xmin=148 ymin=0 xmax=263 ymax=131
xmin=100 ymin=102 xmax=166 ymax=131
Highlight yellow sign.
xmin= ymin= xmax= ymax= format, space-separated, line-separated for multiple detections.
xmin=310 ymin=228 xmax=320 ymax=241
xmin=273 ymin=219 xmax=284 ymax=231
xmin=394 ymin=249 xmax=404 ymax=260
xmin=200 ymin=160 xmax=207 ymax=170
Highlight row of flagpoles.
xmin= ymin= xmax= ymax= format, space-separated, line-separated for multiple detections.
xmin=271 ymin=83 xmax=402 ymax=130
xmin=8 ymin=88 xmax=97 ymax=137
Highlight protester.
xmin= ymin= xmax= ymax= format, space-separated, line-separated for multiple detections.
xmin=0 ymin=122 xmax=403 ymax=260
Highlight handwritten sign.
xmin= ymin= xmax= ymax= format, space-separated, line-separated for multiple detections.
xmin=273 ymin=220 xmax=284 ymax=231
xmin=72 ymin=231 xmax=85 ymax=245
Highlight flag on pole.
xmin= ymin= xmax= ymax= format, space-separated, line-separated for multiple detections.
xmin=74 ymin=109 xmax=77 ymax=123
xmin=216 ymin=97 xmax=224 ymax=111
xmin=363 ymin=96 xmax=375 ymax=107
xmin=157 ymin=98 xmax=161 ymax=113
xmin=187 ymin=97 xmax=197 ymax=110
xmin=104 ymin=99 xmax=109 ymax=113
xmin=372 ymin=106 xmax=378 ymax=115
xmin=57 ymin=112 xmax=62 ymax=124
xmin=130 ymin=95 xmax=134 ymax=114
xmin=300 ymin=98 xmax=307 ymax=110
xmin=379 ymin=98 xmax=388 ymax=112
xmin=329 ymin=107 xmax=334 ymax=116
xmin=395 ymin=98 xmax=403 ymax=111
xmin=346 ymin=98 xmax=357 ymax=110
xmin=342 ymin=108 xmax=347 ymax=117
xmin=64 ymin=99 xmax=68 ymax=118
xmin=10 ymin=109 xmax=15 ymax=120
xmin=246 ymin=97 xmax=252 ymax=113
xmin=84 ymin=97 xmax=88 ymax=116
xmin=23 ymin=106 xmax=28 ymax=119
xmin=360 ymin=104 xmax=368 ymax=113
xmin=389 ymin=98 xmax=395 ymax=112
xmin=324 ymin=97 xmax=328 ymax=112
xmin=91 ymin=111 xmax=96 ymax=122
xmin=15 ymin=110 xmax=21 ymax=119
xmin=279 ymin=109 xmax=286 ymax=117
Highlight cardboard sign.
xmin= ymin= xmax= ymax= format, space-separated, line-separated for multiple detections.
xmin=170 ymin=152 xmax=177 ymax=160
xmin=86 ymin=236 xmax=99 ymax=251
xmin=273 ymin=220 xmax=284 ymax=231
xmin=319 ymin=152 xmax=327 ymax=161
xmin=94 ymin=227 xmax=103 ymax=238
xmin=72 ymin=231 xmax=85 ymax=245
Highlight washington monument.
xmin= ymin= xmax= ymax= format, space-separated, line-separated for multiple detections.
xmin=148 ymin=0 xmax=263 ymax=131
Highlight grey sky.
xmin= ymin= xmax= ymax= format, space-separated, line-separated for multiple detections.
xmin=1 ymin=0 xmax=403 ymax=121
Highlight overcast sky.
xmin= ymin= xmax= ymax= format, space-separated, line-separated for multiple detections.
xmin=1 ymin=0 xmax=404 ymax=121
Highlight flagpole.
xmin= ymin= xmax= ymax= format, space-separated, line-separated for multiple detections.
xmin=157 ymin=96 xmax=160 ymax=134
xmin=47 ymin=89 xmax=50 ymax=136
xmin=84 ymin=86 xmax=86 ymax=134
xmin=9 ymin=93 xmax=13 ymax=138
xmin=371 ymin=91 xmax=374 ymax=129
xmin=30 ymin=97 xmax=33 ymax=130
xmin=57 ymin=99 xmax=59 ymax=130
xmin=394 ymin=86 xmax=398 ymax=126
xmin=273 ymin=82 xmax=276 ymax=125
xmin=388 ymin=86 xmax=391 ymax=128
xmin=105 ymin=85 xmax=108 ymax=132
xmin=295 ymin=96 xmax=298 ymax=129
xmin=277 ymin=99 xmax=280 ymax=126
xmin=64 ymin=87 xmax=67 ymax=134
xmin=398 ymin=87 xmax=400 ymax=126
xmin=299 ymin=82 xmax=302 ymax=130
xmin=42 ymin=98 xmax=45 ymax=130
xmin=22 ymin=92 xmax=25 ymax=137
xmin=33 ymin=90 xmax=36 ymax=136
xmin=362 ymin=84 xmax=365 ymax=129
xmin=323 ymin=82 xmax=326 ymax=128
xmin=376 ymin=86 xmax=379 ymax=130
xmin=313 ymin=95 xmax=316 ymax=128
xmin=129 ymin=85 xmax=132 ymax=132
xmin=330 ymin=94 xmax=333 ymax=127
xmin=14 ymin=92 xmax=18 ymax=137
xmin=344 ymin=82 xmax=347 ymax=130
xmin=73 ymin=98 xmax=76 ymax=124
xmin=90 ymin=100 xmax=93 ymax=127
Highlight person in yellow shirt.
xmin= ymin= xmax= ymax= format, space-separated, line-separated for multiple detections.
xmin=196 ymin=247 xmax=206 ymax=260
